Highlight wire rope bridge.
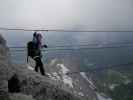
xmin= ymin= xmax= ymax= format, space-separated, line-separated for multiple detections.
xmin=1 ymin=27 xmax=133 ymax=74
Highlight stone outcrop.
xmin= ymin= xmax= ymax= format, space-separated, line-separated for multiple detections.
xmin=0 ymin=34 xmax=80 ymax=100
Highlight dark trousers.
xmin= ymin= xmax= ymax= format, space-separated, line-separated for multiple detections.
xmin=34 ymin=57 xmax=45 ymax=75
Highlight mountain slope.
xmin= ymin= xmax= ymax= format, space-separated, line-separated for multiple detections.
xmin=0 ymin=34 xmax=81 ymax=100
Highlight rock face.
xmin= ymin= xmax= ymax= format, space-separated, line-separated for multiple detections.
xmin=0 ymin=34 xmax=80 ymax=100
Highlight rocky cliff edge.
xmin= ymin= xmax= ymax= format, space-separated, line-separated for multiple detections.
xmin=0 ymin=34 xmax=80 ymax=100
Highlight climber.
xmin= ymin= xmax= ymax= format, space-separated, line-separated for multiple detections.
xmin=27 ymin=32 xmax=48 ymax=76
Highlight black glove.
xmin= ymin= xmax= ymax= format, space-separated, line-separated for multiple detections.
xmin=43 ymin=44 xmax=48 ymax=48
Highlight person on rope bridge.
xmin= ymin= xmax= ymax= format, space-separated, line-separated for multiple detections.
xmin=27 ymin=32 xmax=48 ymax=76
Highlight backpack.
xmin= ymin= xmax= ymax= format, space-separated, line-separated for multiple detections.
xmin=27 ymin=41 xmax=37 ymax=59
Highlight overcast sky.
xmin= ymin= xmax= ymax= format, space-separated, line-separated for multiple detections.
xmin=0 ymin=0 xmax=133 ymax=30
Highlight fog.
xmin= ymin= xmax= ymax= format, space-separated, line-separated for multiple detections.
xmin=0 ymin=0 xmax=133 ymax=46
xmin=0 ymin=0 xmax=133 ymax=30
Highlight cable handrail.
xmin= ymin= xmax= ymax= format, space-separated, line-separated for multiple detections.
xmin=8 ymin=41 xmax=133 ymax=49
xmin=8 ymin=44 xmax=133 ymax=48
xmin=9 ymin=44 xmax=133 ymax=52
xmin=0 ymin=27 xmax=133 ymax=32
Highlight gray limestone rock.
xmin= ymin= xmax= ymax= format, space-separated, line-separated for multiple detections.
xmin=0 ymin=34 xmax=81 ymax=100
